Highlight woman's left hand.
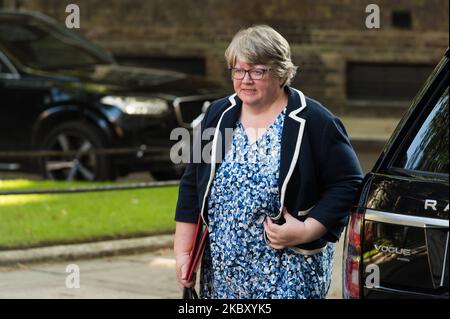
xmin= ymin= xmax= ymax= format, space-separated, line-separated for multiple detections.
xmin=264 ymin=208 xmax=306 ymax=249
xmin=264 ymin=208 xmax=327 ymax=250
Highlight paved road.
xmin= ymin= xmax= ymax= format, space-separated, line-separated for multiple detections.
xmin=0 ymin=248 xmax=180 ymax=299
xmin=0 ymin=238 xmax=344 ymax=299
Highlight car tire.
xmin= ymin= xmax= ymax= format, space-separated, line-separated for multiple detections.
xmin=38 ymin=121 xmax=113 ymax=181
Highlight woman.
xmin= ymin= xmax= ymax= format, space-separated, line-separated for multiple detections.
xmin=174 ymin=25 xmax=363 ymax=299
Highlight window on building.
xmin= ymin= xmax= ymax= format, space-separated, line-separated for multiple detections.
xmin=392 ymin=11 xmax=412 ymax=29
xmin=347 ymin=63 xmax=435 ymax=107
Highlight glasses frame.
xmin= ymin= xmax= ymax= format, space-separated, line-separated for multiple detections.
xmin=229 ymin=67 xmax=272 ymax=80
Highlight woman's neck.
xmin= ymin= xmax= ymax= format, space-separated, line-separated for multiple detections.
xmin=241 ymin=90 xmax=288 ymax=127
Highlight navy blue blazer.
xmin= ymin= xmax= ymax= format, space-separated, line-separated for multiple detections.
xmin=175 ymin=86 xmax=363 ymax=254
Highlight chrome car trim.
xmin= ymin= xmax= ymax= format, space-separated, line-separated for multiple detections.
xmin=173 ymin=94 xmax=217 ymax=128
xmin=0 ymin=163 xmax=21 ymax=170
xmin=441 ymin=231 xmax=449 ymax=287
xmin=363 ymin=285 xmax=448 ymax=298
xmin=0 ymin=49 xmax=20 ymax=79
xmin=365 ymin=209 xmax=449 ymax=228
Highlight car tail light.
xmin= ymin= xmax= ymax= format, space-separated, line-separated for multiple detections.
xmin=343 ymin=212 xmax=363 ymax=298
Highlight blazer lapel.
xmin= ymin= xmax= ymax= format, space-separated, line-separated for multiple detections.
xmin=278 ymin=87 xmax=308 ymax=214
xmin=213 ymin=88 xmax=307 ymax=194
xmin=200 ymin=94 xmax=241 ymax=223
xmin=216 ymin=94 xmax=242 ymax=165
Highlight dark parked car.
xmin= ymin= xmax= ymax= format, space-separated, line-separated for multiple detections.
xmin=343 ymin=49 xmax=449 ymax=298
xmin=0 ymin=10 xmax=225 ymax=181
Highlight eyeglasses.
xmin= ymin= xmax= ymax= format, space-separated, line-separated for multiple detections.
xmin=230 ymin=67 xmax=271 ymax=80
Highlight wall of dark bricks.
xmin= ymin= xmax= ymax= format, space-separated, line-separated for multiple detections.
xmin=4 ymin=0 xmax=449 ymax=116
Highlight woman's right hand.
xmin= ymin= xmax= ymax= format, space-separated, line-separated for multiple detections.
xmin=174 ymin=221 xmax=198 ymax=289
xmin=175 ymin=252 xmax=196 ymax=289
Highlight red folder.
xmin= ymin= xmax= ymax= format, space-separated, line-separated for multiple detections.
xmin=185 ymin=213 xmax=209 ymax=283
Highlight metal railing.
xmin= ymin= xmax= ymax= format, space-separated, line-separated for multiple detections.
xmin=0 ymin=147 xmax=181 ymax=195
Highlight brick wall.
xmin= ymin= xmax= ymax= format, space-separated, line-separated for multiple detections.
xmin=5 ymin=0 xmax=449 ymax=115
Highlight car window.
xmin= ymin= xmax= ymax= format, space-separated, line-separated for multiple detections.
xmin=393 ymin=87 xmax=449 ymax=175
xmin=0 ymin=16 xmax=112 ymax=70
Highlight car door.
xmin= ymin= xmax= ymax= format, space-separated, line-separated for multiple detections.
xmin=0 ymin=49 xmax=52 ymax=174
xmin=0 ymin=50 xmax=24 ymax=151
xmin=361 ymin=70 xmax=449 ymax=298
xmin=0 ymin=49 xmax=52 ymax=147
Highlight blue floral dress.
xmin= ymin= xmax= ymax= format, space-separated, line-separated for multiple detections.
xmin=200 ymin=108 xmax=335 ymax=299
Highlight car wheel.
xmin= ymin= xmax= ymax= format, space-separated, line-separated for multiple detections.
xmin=38 ymin=121 xmax=113 ymax=181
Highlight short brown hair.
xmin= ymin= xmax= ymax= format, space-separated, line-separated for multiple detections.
xmin=225 ymin=25 xmax=298 ymax=87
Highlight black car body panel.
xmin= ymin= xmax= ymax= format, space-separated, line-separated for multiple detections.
xmin=0 ymin=10 xmax=226 ymax=180
xmin=362 ymin=174 xmax=448 ymax=298
xmin=343 ymin=49 xmax=449 ymax=299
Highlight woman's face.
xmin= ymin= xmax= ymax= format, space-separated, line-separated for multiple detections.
xmin=232 ymin=60 xmax=284 ymax=108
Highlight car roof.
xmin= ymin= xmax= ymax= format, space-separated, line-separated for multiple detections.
xmin=0 ymin=9 xmax=56 ymax=23
xmin=0 ymin=9 xmax=51 ymax=18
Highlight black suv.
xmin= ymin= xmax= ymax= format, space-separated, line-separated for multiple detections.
xmin=343 ymin=49 xmax=449 ymax=298
xmin=0 ymin=10 xmax=225 ymax=181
